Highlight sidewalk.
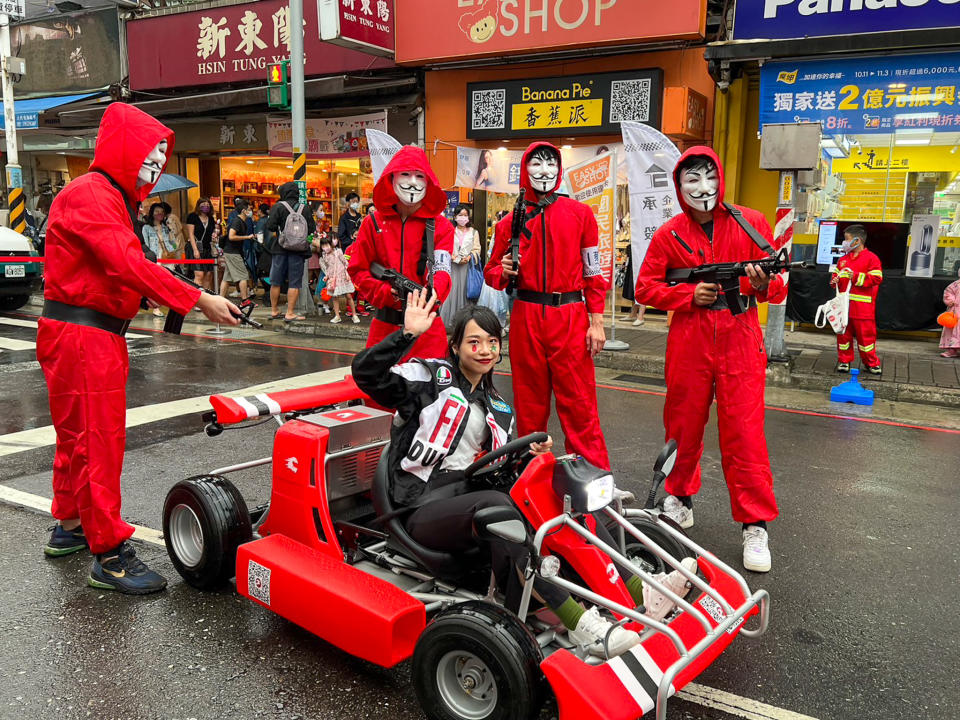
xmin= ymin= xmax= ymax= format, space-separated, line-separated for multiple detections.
xmin=271 ymin=306 xmax=960 ymax=408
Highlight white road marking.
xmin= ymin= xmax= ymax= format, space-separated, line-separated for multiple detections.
xmin=0 ymin=316 xmax=150 ymax=339
xmin=0 ymin=366 xmax=351 ymax=457
xmin=0 ymin=337 xmax=35 ymax=351
xmin=0 ymin=343 xmax=189 ymax=375
xmin=0 ymin=484 xmax=163 ymax=546
xmin=678 ymin=683 xmax=821 ymax=720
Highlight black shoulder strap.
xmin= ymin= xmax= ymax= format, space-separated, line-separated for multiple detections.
xmin=92 ymin=169 xmax=137 ymax=227
xmin=723 ymin=202 xmax=775 ymax=254
xmin=370 ymin=211 xmax=381 ymax=234
xmin=424 ymin=218 xmax=435 ymax=288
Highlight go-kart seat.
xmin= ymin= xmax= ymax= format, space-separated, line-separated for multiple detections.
xmin=372 ymin=444 xmax=480 ymax=580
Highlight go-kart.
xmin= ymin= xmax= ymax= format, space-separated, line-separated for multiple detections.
xmin=162 ymin=376 xmax=770 ymax=720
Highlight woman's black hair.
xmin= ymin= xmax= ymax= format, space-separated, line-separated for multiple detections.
xmin=448 ymin=305 xmax=502 ymax=391
xmin=453 ymin=203 xmax=472 ymax=228
xmin=319 ymin=235 xmax=333 ymax=246
xmin=148 ymin=202 xmax=167 ymax=224
xmin=475 ymin=149 xmax=492 ymax=181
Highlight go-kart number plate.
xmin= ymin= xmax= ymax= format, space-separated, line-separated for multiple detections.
xmin=698 ymin=595 xmax=745 ymax=634
xmin=3 ymin=265 xmax=25 ymax=278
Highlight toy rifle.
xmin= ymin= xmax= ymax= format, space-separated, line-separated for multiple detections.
xmin=506 ymin=195 xmax=526 ymax=293
xmin=162 ymin=267 xmax=263 ymax=334
xmin=370 ymin=262 xmax=439 ymax=308
xmin=665 ymin=247 xmax=809 ymax=315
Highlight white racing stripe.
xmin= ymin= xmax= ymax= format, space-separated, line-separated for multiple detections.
xmin=677 ymin=682 xmax=821 ymax=720
xmin=0 ymin=366 xmax=352 ymax=457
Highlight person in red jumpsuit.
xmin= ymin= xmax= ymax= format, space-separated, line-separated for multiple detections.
xmin=39 ymin=102 xmax=240 ymax=594
xmin=634 ymin=147 xmax=786 ymax=573
xmin=831 ymin=224 xmax=883 ymax=374
xmin=347 ymin=146 xmax=453 ymax=360
xmin=484 ymin=142 xmax=610 ymax=469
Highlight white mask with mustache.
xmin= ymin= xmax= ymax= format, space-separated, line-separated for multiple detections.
xmin=137 ymin=139 xmax=168 ymax=189
xmin=393 ymin=171 xmax=427 ymax=206
xmin=526 ymin=149 xmax=560 ymax=194
xmin=679 ymin=161 xmax=719 ymax=213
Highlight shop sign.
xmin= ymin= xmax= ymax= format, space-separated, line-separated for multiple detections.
xmin=662 ymin=86 xmax=708 ymax=139
xmin=0 ymin=0 xmax=24 ymax=20
xmin=394 ymin=0 xmax=705 ymax=64
xmin=318 ymin=0 xmax=395 ymax=57
xmin=565 ymin=152 xmax=616 ymax=282
xmin=830 ymin=145 xmax=960 ymax=174
xmin=267 ymin=111 xmax=387 ymax=158
xmin=734 ymin=0 xmax=960 ymax=41
xmin=126 ymin=0 xmax=393 ymax=91
xmin=170 ymin=122 xmax=268 ymax=152
xmin=760 ymin=53 xmax=960 ymax=135
xmin=11 ymin=9 xmax=121 ymax=95
xmin=467 ymin=70 xmax=663 ymax=140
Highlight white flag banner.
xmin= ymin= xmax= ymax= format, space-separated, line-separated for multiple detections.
xmin=620 ymin=122 xmax=682 ymax=292
xmin=366 ymin=129 xmax=403 ymax=184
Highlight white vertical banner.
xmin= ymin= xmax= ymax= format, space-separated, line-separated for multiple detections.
xmin=620 ymin=122 xmax=682 ymax=292
xmin=365 ymin=129 xmax=403 ymax=184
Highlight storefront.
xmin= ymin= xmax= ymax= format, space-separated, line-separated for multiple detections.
xmin=706 ymin=2 xmax=960 ymax=331
xmin=396 ymin=0 xmax=712 ymax=314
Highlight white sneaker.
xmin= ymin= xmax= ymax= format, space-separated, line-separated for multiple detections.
xmin=662 ymin=495 xmax=694 ymax=529
xmin=352 ymin=315 xmax=360 ymax=324
xmin=642 ymin=557 xmax=698 ymax=622
xmin=742 ymin=526 xmax=771 ymax=572
xmin=330 ymin=316 xmax=342 ymax=324
xmin=632 ymin=318 xmax=645 ymax=327
xmin=568 ymin=606 xmax=640 ymax=658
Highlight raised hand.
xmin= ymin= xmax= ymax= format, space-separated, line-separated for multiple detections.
xmin=402 ymin=287 xmax=438 ymax=338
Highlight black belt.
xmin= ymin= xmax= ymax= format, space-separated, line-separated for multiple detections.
xmin=516 ymin=290 xmax=583 ymax=307
xmin=375 ymin=307 xmax=404 ymax=325
xmin=42 ymin=299 xmax=131 ymax=336
xmin=709 ymin=295 xmax=758 ymax=312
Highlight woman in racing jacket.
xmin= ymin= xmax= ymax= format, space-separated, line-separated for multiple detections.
xmin=351 ymin=290 xmax=694 ymax=658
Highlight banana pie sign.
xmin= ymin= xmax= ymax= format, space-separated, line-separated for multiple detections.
xmin=394 ymin=0 xmax=706 ymax=64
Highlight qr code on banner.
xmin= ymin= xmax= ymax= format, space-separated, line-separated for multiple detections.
xmin=472 ymin=89 xmax=506 ymax=131
xmin=248 ymin=559 xmax=271 ymax=605
xmin=609 ymin=79 xmax=651 ymax=124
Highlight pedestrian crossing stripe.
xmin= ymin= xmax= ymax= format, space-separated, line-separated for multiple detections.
xmin=607 ymin=645 xmax=674 ymax=714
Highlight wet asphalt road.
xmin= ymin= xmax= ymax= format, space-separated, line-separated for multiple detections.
xmin=2 ymin=311 xmax=959 ymax=720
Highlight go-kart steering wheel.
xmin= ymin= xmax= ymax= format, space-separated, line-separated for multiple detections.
xmin=463 ymin=432 xmax=549 ymax=486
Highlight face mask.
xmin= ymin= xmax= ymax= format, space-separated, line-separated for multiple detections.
xmin=317 ymin=210 xmax=325 ymax=220
xmin=456 ymin=215 xmax=469 ymax=227
xmin=350 ymin=202 xmax=360 ymax=212
xmin=137 ymin=139 xmax=168 ymax=188
xmin=393 ymin=171 xmax=427 ymax=206
xmin=679 ymin=162 xmax=720 ymax=213
xmin=841 ymin=237 xmax=860 ymax=254
xmin=526 ymin=149 xmax=559 ymax=194
xmin=200 ymin=204 xmax=211 ymax=213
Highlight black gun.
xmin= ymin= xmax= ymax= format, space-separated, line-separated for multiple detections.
xmin=370 ymin=262 xmax=437 ymax=307
xmin=162 ymin=268 xmax=263 ymax=334
xmin=506 ymin=196 xmax=526 ymax=293
xmin=665 ymin=248 xmax=809 ymax=315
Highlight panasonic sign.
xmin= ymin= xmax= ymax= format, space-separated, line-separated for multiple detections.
xmin=734 ymin=0 xmax=960 ymax=39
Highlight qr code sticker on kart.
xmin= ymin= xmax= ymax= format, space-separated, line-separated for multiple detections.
xmin=472 ymin=89 xmax=506 ymax=131
xmin=698 ymin=595 xmax=745 ymax=635
xmin=248 ymin=560 xmax=271 ymax=606
xmin=609 ymin=79 xmax=652 ymax=124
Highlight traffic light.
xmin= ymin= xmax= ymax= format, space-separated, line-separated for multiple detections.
xmin=267 ymin=61 xmax=290 ymax=109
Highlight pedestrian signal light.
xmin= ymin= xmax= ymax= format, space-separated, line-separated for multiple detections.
xmin=267 ymin=60 xmax=290 ymax=109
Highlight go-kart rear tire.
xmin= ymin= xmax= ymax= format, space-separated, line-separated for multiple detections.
xmin=0 ymin=294 xmax=29 ymax=311
xmin=606 ymin=515 xmax=694 ymax=576
xmin=163 ymin=475 xmax=253 ymax=591
xmin=413 ymin=601 xmax=545 ymax=720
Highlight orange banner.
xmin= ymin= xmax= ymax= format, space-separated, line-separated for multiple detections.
xmin=566 ymin=152 xmax=616 ymax=282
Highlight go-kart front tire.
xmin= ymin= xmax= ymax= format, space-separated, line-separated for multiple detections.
xmin=413 ymin=601 xmax=544 ymax=720
xmin=163 ymin=475 xmax=253 ymax=591
xmin=606 ymin=515 xmax=695 ymax=576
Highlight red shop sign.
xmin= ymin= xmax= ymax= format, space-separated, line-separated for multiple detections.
xmin=318 ymin=0 xmax=395 ymax=57
xmin=127 ymin=0 xmax=394 ymax=92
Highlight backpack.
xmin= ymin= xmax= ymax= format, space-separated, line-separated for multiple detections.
xmin=278 ymin=201 xmax=310 ymax=252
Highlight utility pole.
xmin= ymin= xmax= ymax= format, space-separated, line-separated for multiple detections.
xmin=289 ymin=0 xmax=315 ymax=317
xmin=1 ymin=11 xmax=25 ymax=234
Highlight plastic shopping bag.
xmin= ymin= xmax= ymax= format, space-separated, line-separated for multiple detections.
xmin=815 ymin=289 xmax=849 ymax=334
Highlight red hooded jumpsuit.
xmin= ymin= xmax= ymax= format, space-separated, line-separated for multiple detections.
xmin=484 ymin=141 xmax=610 ymax=470
xmin=348 ymin=146 xmax=454 ymax=360
xmin=37 ymin=103 xmax=201 ymax=555
xmin=634 ymin=147 xmax=784 ymax=524
xmin=832 ymin=248 xmax=882 ymax=368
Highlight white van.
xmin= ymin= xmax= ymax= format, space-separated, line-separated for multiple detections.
xmin=0 ymin=225 xmax=42 ymax=311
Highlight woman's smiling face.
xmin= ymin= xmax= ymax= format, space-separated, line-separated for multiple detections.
xmin=454 ymin=319 xmax=500 ymax=379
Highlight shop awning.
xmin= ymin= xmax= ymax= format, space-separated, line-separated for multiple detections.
xmin=0 ymin=92 xmax=102 ymax=131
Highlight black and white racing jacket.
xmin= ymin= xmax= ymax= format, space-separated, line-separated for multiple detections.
xmin=351 ymin=330 xmax=514 ymax=506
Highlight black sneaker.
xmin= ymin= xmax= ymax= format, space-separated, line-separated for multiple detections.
xmin=88 ymin=542 xmax=167 ymax=595
xmin=44 ymin=524 xmax=88 ymax=557
xmin=867 ymin=365 xmax=882 ymax=375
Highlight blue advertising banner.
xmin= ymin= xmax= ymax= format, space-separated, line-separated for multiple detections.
xmin=734 ymin=0 xmax=960 ymax=41
xmin=759 ymin=53 xmax=960 ymax=134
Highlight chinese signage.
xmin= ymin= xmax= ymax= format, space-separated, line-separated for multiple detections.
xmin=0 ymin=0 xmax=24 ymax=19
xmin=734 ymin=0 xmax=960 ymax=41
xmin=169 ymin=121 xmax=267 ymax=152
xmin=467 ymin=70 xmax=663 ymax=140
xmin=662 ymin=86 xmax=708 ymax=140
xmin=831 ymin=145 xmax=957 ymax=174
xmin=267 ymin=111 xmax=387 ymax=158
xmin=318 ymin=0 xmax=394 ymax=57
xmin=566 ymin=152 xmax=617 ymax=282
xmin=12 ymin=9 xmax=121 ymax=95
xmin=126 ymin=0 xmax=393 ymax=91
xmin=760 ymin=53 xmax=960 ymax=135
xmin=395 ymin=0 xmax=705 ymax=64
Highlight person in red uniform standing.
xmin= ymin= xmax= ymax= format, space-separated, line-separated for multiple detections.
xmin=831 ymin=224 xmax=883 ymax=374
xmin=348 ymin=146 xmax=453 ymax=360
xmin=39 ymin=103 xmax=240 ymax=594
xmin=484 ymin=142 xmax=610 ymax=469
xmin=634 ymin=147 xmax=786 ymax=573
